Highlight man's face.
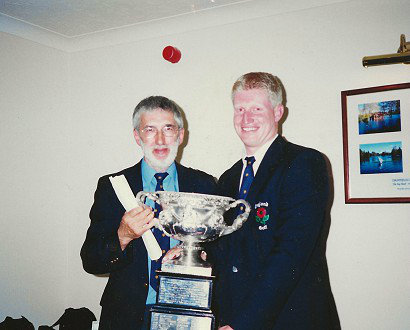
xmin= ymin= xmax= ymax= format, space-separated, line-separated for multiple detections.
xmin=134 ymin=108 xmax=184 ymax=171
xmin=233 ymin=88 xmax=283 ymax=155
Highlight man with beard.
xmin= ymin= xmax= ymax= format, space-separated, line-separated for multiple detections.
xmin=81 ymin=96 xmax=216 ymax=330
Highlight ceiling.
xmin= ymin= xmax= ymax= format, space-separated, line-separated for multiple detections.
xmin=0 ymin=0 xmax=253 ymax=37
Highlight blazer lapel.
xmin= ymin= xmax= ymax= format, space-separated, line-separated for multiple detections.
xmin=121 ymin=161 xmax=146 ymax=258
xmin=226 ymin=160 xmax=243 ymax=198
xmin=246 ymin=136 xmax=287 ymax=207
xmin=124 ymin=161 xmax=143 ymax=197
xmin=176 ymin=162 xmax=188 ymax=192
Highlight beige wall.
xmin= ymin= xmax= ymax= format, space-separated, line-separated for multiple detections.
xmin=1 ymin=0 xmax=409 ymax=328
xmin=0 ymin=32 xmax=71 ymax=324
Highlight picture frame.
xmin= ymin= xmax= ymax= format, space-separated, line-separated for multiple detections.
xmin=341 ymin=82 xmax=410 ymax=203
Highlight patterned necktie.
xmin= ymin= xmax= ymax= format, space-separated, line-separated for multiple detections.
xmin=238 ymin=156 xmax=255 ymax=201
xmin=150 ymin=172 xmax=170 ymax=291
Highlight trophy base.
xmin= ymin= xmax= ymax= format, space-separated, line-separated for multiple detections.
xmin=149 ymin=271 xmax=215 ymax=329
xmin=161 ymin=262 xmax=212 ymax=276
xmin=150 ymin=305 xmax=214 ymax=330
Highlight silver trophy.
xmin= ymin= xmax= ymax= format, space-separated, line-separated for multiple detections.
xmin=136 ymin=191 xmax=251 ymax=276
xmin=136 ymin=191 xmax=250 ymax=330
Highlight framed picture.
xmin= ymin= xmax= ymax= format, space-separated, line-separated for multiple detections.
xmin=341 ymin=82 xmax=410 ymax=203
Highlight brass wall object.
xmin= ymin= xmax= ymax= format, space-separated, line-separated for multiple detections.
xmin=363 ymin=34 xmax=410 ymax=67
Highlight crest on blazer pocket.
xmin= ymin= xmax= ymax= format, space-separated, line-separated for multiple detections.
xmin=254 ymin=202 xmax=269 ymax=229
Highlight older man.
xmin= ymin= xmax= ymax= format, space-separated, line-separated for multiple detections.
xmin=209 ymin=72 xmax=340 ymax=329
xmin=81 ymin=96 xmax=216 ymax=330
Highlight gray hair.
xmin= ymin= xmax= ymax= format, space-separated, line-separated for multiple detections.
xmin=132 ymin=96 xmax=184 ymax=130
xmin=231 ymin=72 xmax=283 ymax=107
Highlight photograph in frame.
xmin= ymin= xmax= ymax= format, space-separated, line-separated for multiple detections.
xmin=341 ymin=82 xmax=410 ymax=203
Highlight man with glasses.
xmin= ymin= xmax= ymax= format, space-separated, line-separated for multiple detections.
xmin=81 ymin=96 xmax=216 ymax=330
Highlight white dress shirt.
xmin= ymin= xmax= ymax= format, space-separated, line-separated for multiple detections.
xmin=238 ymin=134 xmax=278 ymax=190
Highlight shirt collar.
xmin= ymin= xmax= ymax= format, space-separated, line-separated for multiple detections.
xmin=242 ymin=134 xmax=278 ymax=174
xmin=141 ymin=159 xmax=177 ymax=185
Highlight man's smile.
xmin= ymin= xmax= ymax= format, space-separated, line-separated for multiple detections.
xmin=242 ymin=126 xmax=258 ymax=132
xmin=153 ymin=147 xmax=169 ymax=158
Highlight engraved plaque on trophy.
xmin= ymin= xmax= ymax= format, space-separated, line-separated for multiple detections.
xmin=136 ymin=191 xmax=250 ymax=330
xmin=150 ymin=306 xmax=214 ymax=330
xmin=157 ymin=273 xmax=213 ymax=309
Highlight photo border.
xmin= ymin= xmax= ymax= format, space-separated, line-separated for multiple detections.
xmin=341 ymin=82 xmax=410 ymax=203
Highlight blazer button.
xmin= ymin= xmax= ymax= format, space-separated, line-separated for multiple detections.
xmin=232 ymin=266 xmax=238 ymax=273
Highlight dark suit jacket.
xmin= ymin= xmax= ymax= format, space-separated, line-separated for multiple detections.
xmin=80 ymin=161 xmax=216 ymax=330
xmin=208 ymin=136 xmax=340 ymax=330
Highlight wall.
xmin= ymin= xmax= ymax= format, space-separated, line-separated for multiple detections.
xmin=0 ymin=32 xmax=71 ymax=325
xmin=1 ymin=0 xmax=409 ymax=328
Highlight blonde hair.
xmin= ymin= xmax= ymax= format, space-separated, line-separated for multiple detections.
xmin=232 ymin=72 xmax=283 ymax=107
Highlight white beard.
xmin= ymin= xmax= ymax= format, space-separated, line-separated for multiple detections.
xmin=141 ymin=138 xmax=179 ymax=172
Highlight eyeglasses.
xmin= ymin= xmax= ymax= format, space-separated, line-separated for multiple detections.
xmin=140 ymin=125 xmax=180 ymax=138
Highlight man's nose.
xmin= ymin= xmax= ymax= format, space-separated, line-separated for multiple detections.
xmin=243 ymin=111 xmax=254 ymax=124
xmin=155 ymin=130 xmax=165 ymax=145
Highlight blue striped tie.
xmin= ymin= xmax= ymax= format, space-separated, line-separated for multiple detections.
xmin=238 ymin=156 xmax=255 ymax=201
xmin=150 ymin=172 xmax=170 ymax=291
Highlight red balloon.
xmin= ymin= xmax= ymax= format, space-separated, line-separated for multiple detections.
xmin=162 ymin=46 xmax=181 ymax=63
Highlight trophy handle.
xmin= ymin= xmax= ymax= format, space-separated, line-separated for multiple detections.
xmin=136 ymin=191 xmax=159 ymax=204
xmin=220 ymin=199 xmax=251 ymax=236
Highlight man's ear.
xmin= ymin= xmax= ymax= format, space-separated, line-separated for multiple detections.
xmin=133 ymin=129 xmax=142 ymax=146
xmin=178 ymin=128 xmax=185 ymax=146
xmin=273 ymin=104 xmax=284 ymax=123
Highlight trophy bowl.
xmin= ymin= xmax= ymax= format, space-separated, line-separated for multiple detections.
xmin=136 ymin=191 xmax=250 ymax=276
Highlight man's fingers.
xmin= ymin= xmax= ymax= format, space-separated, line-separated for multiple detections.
xmin=142 ymin=217 xmax=156 ymax=229
xmin=162 ymin=246 xmax=182 ymax=263
xmin=201 ymin=251 xmax=207 ymax=261
xmin=126 ymin=205 xmax=145 ymax=216
xmin=125 ymin=205 xmax=153 ymax=221
xmin=121 ymin=204 xmax=158 ymax=238
xmin=138 ymin=212 xmax=155 ymax=229
xmin=136 ymin=208 xmax=153 ymax=222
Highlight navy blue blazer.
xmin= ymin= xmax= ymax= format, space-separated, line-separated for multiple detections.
xmin=80 ymin=161 xmax=216 ymax=329
xmin=208 ymin=136 xmax=340 ymax=330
